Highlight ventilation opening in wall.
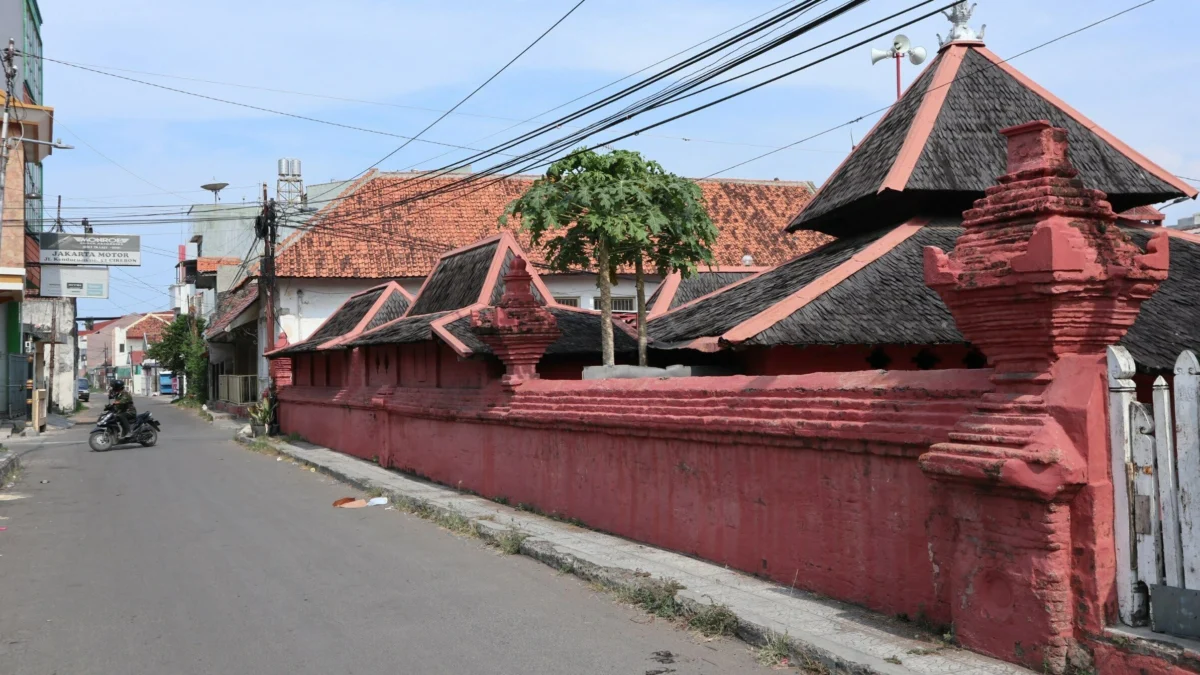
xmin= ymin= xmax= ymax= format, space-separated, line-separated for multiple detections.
xmin=610 ymin=297 xmax=635 ymax=312
xmin=554 ymin=296 xmax=580 ymax=307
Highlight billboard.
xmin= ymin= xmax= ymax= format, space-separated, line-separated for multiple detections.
xmin=40 ymin=265 xmax=109 ymax=298
xmin=39 ymin=233 xmax=141 ymax=266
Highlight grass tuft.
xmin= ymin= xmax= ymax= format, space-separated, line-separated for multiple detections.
xmin=617 ymin=579 xmax=686 ymax=619
xmin=755 ymin=631 xmax=793 ymax=667
xmin=496 ymin=529 xmax=528 ymax=555
xmin=433 ymin=511 xmax=477 ymax=537
xmin=687 ymin=602 xmax=738 ymax=637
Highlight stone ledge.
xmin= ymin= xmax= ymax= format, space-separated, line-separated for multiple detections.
xmin=235 ymin=435 xmax=1033 ymax=675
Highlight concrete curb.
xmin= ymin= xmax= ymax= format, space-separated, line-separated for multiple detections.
xmin=0 ymin=450 xmax=20 ymax=485
xmin=233 ymin=434 xmax=1031 ymax=675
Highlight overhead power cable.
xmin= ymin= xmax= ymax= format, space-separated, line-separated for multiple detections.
xmin=354 ymin=0 xmax=589 ymax=176
xmin=277 ymin=0 xmax=1157 ymax=258
xmin=289 ymin=0 xmax=944 ymax=235
xmin=704 ymin=0 xmax=1162 ymax=177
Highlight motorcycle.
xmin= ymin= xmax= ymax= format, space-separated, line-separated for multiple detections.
xmin=89 ymin=404 xmax=161 ymax=452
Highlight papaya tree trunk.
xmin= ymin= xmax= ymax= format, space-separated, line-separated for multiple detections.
xmin=635 ymin=257 xmax=647 ymax=367
xmin=597 ymin=239 xmax=615 ymax=367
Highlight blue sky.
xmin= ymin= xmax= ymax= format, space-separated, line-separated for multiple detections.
xmin=34 ymin=0 xmax=1199 ymax=317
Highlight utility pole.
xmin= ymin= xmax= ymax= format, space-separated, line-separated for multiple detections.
xmin=0 ymin=39 xmax=15 ymax=228
xmin=55 ymin=195 xmax=62 ymax=232
xmin=256 ymin=182 xmax=280 ymax=432
xmin=257 ymin=183 xmax=278 ymax=356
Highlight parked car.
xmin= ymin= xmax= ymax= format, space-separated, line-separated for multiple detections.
xmin=77 ymin=378 xmax=90 ymax=403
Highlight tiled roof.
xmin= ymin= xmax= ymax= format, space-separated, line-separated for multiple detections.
xmin=125 ymin=314 xmax=171 ymax=342
xmin=273 ymin=172 xmax=824 ymax=279
xmin=80 ymin=318 xmax=118 ymax=336
xmin=130 ymin=351 xmax=145 ymax=365
xmin=790 ymin=44 xmax=1195 ymax=236
xmin=206 ymin=281 xmax=259 ymax=338
xmin=197 ymin=256 xmax=243 ymax=273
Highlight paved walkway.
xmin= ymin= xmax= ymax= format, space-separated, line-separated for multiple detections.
xmin=260 ymin=431 xmax=1032 ymax=675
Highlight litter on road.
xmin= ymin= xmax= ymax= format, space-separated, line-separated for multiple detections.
xmin=367 ymin=497 xmax=388 ymax=507
xmin=333 ymin=497 xmax=368 ymax=509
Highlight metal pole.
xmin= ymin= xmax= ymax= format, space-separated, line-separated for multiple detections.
xmin=895 ymin=53 xmax=902 ymax=100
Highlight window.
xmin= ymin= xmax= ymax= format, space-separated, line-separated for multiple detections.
xmin=119 ymin=344 xmax=125 ymax=353
xmin=590 ymin=296 xmax=635 ymax=312
xmin=611 ymin=297 xmax=635 ymax=312
xmin=553 ymin=296 xmax=580 ymax=307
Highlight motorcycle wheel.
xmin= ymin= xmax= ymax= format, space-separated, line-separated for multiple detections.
xmin=89 ymin=431 xmax=114 ymax=452
xmin=139 ymin=427 xmax=158 ymax=447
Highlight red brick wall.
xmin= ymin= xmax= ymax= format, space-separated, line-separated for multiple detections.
xmin=279 ymin=368 xmax=992 ymax=623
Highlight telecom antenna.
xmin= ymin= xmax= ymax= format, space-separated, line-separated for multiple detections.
xmin=276 ymin=158 xmax=305 ymax=206
xmin=201 ymin=181 xmax=229 ymax=203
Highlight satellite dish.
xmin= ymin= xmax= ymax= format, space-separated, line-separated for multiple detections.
xmin=909 ymin=46 xmax=928 ymax=65
xmin=893 ymin=34 xmax=911 ymax=52
xmin=201 ymin=182 xmax=229 ymax=204
xmin=870 ymin=47 xmax=892 ymax=65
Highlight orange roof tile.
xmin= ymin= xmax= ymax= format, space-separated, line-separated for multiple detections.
xmin=274 ymin=172 xmax=825 ymax=279
xmin=125 ymin=314 xmax=171 ymax=342
xmin=197 ymin=256 xmax=243 ymax=273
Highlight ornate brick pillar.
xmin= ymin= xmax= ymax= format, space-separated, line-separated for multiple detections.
xmin=471 ymin=257 xmax=559 ymax=390
xmin=921 ymin=121 xmax=1168 ymax=672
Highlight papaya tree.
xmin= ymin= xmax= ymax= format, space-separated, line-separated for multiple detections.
xmin=502 ymin=147 xmax=715 ymax=367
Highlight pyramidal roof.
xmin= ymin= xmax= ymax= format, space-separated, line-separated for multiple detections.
xmin=789 ymin=37 xmax=1195 ymax=236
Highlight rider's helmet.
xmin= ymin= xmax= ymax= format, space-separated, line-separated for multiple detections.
xmin=110 ymin=380 xmax=125 ymax=391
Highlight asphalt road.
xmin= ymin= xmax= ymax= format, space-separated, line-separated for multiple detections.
xmin=0 ymin=397 xmax=769 ymax=674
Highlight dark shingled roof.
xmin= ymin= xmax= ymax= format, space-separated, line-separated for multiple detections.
xmin=790 ymin=45 xmax=1189 ymax=236
xmin=444 ymin=308 xmax=638 ymax=357
xmin=365 ymin=290 xmax=412 ymax=330
xmin=789 ymin=56 xmax=940 ymax=235
xmin=349 ymin=311 xmax=451 ymax=347
xmin=408 ymin=242 xmax=498 ymax=316
xmin=644 ymin=219 xmax=1194 ymax=371
xmin=647 ymin=230 xmax=887 ymax=345
xmin=276 ymin=288 xmax=385 ymax=354
xmin=744 ymin=222 xmax=965 ymax=346
xmin=1120 ymin=230 xmax=1200 ymax=372
xmin=672 ymin=272 xmax=757 ymax=310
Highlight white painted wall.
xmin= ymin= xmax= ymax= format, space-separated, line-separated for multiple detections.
xmin=23 ymin=298 xmax=78 ymax=413
xmin=541 ymin=273 xmax=663 ymax=310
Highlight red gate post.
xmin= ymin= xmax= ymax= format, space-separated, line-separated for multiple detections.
xmin=921 ymin=121 xmax=1169 ymax=672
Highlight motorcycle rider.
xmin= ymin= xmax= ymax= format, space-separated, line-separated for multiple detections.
xmin=109 ymin=380 xmax=136 ymax=440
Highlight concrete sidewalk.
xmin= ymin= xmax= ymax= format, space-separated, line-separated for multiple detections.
xmin=251 ymin=436 xmax=1031 ymax=675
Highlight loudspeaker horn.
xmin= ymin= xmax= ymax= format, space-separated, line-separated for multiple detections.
xmin=908 ymin=46 xmax=928 ymax=65
xmin=870 ymin=47 xmax=892 ymax=65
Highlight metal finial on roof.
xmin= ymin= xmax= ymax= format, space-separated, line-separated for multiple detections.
xmin=937 ymin=2 xmax=986 ymax=48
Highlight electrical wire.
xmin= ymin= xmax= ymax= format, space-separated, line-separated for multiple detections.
xmin=256 ymin=0 xmax=1162 ymax=265
xmin=706 ymin=0 xmax=1163 ymax=177
xmin=278 ymin=0 xmax=941 ymax=237
xmin=223 ymin=0 xmax=864 ymax=244
xmin=356 ymin=0 xmax=589 ymax=176
xmin=31 ymin=0 xmax=840 ymax=231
